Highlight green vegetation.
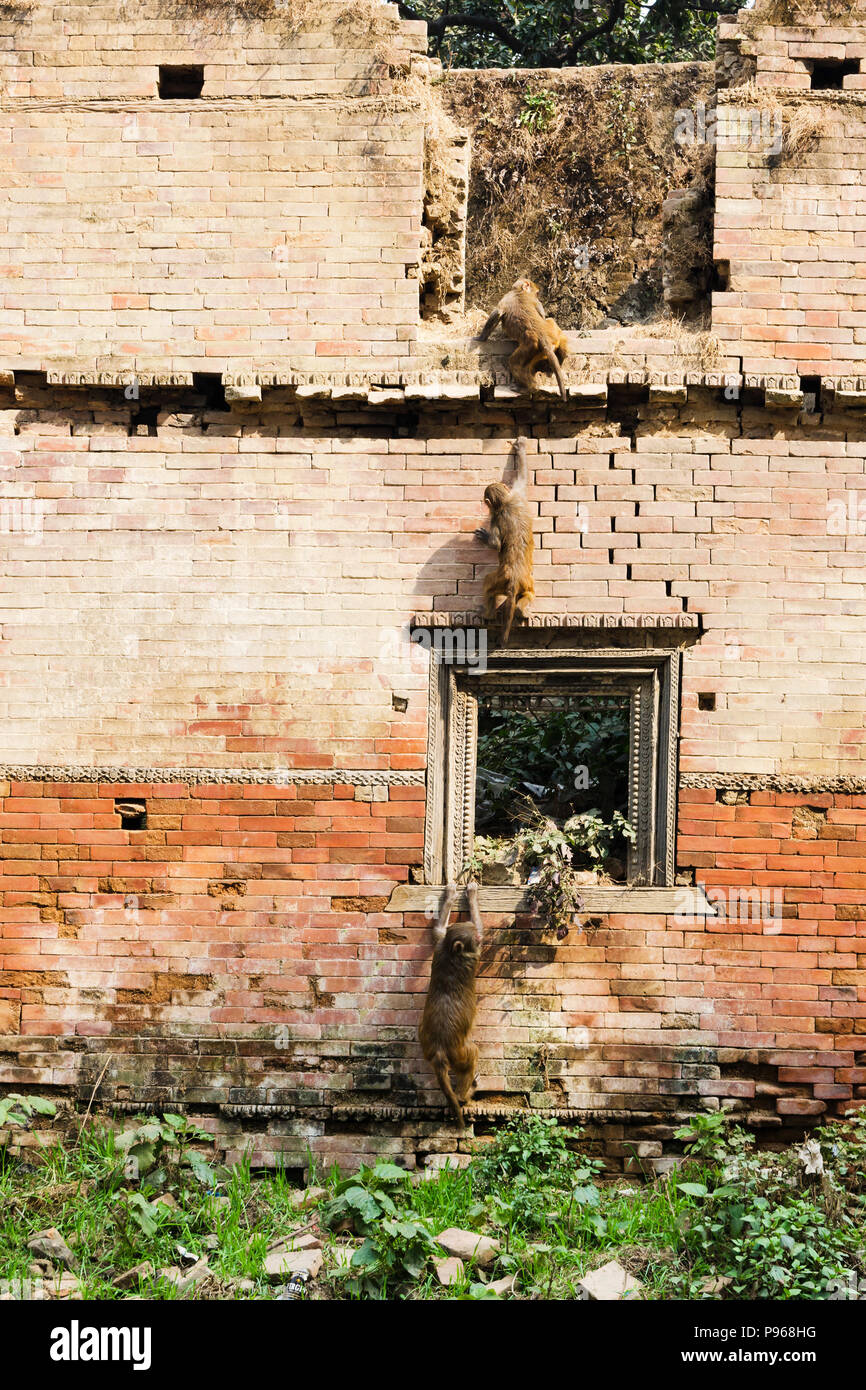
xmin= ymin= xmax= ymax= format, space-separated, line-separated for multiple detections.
xmin=2 ymin=1106 xmax=865 ymax=1300
xmin=399 ymin=0 xmax=741 ymax=69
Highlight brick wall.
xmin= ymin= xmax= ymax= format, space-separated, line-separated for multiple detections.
xmin=1 ymin=401 xmax=865 ymax=776
xmin=714 ymin=14 xmax=866 ymax=377
xmin=1 ymin=398 xmax=865 ymax=1167
xmin=2 ymin=5 xmax=866 ymax=1171
xmin=0 ymin=0 xmax=426 ymax=376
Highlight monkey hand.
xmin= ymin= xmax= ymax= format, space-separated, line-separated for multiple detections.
xmin=474 ymin=527 xmax=493 ymax=546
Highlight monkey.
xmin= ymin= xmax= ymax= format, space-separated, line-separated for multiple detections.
xmin=475 ymin=436 xmax=535 ymax=644
xmin=418 ymin=881 xmax=484 ymax=1131
xmin=477 ymin=277 xmax=569 ymax=399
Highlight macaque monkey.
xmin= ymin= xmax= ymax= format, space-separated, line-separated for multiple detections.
xmin=477 ymin=277 xmax=569 ymax=399
xmin=475 ymin=437 xmax=535 ymax=644
xmin=418 ymin=881 xmax=484 ymax=1131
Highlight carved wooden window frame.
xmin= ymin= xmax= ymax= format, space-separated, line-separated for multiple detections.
xmin=423 ymin=648 xmax=681 ymax=888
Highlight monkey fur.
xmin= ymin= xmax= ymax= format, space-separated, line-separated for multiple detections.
xmin=477 ymin=277 xmax=568 ymax=399
xmin=475 ymin=437 xmax=535 ymax=644
xmin=418 ymin=882 xmax=483 ymax=1130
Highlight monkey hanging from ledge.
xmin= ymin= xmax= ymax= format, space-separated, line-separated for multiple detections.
xmin=475 ymin=436 xmax=535 ymax=644
xmin=418 ymin=881 xmax=484 ymax=1130
xmin=476 ymin=277 xmax=569 ymax=399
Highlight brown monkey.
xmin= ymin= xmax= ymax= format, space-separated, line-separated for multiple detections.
xmin=477 ymin=277 xmax=569 ymax=399
xmin=418 ymin=881 xmax=484 ymax=1131
xmin=475 ymin=436 xmax=535 ymax=644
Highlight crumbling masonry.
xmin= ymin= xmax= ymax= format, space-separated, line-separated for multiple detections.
xmin=1 ymin=0 xmax=866 ymax=1173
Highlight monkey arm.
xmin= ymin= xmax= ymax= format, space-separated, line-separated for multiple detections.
xmin=511 ymin=437 xmax=529 ymax=495
xmin=432 ymin=883 xmax=458 ymax=944
xmin=466 ymin=880 xmax=484 ymax=943
xmin=474 ymin=523 xmax=501 ymax=549
xmin=476 ymin=308 xmax=501 ymax=343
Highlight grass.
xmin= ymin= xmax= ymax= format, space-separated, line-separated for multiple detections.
xmin=2 ymin=1108 xmax=865 ymax=1301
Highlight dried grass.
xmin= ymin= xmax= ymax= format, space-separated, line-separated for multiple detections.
xmin=442 ymin=65 xmax=714 ymax=331
xmin=158 ymin=0 xmax=400 ymax=41
xmin=725 ymin=78 xmax=842 ymax=161
xmin=749 ymin=0 xmax=866 ymax=23
xmin=643 ymin=315 xmax=723 ymax=371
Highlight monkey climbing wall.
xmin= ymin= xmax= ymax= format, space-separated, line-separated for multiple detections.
xmin=0 ymin=0 xmax=865 ymax=1172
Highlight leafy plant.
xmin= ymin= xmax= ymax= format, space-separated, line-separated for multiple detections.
xmin=0 ymin=1093 xmax=57 ymax=1129
xmin=473 ymin=1115 xmax=597 ymax=1189
xmin=518 ymin=89 xmax=558 ymax=133
xmin=336 ymin=1216 xmax=442 ymax=1299
xmin=115 ymin=1113 xmax=216 ymax=1191
xmin=675 ymin=1110 xmax=752 ymax=1163
xmin=817 ymin=1107 xmax=866 ymax=1194
xmin=683 ymin=1188 xmax=859 ymax=1300
xmin=320 ymin=1163 xmax=411 ymax=1236
xmin=466 ymin=803 xmax=635 ymax=936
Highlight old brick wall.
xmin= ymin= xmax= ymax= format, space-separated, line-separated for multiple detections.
xmin=1 ymin=2 xmax=866 ymax=1172
xmin=714 ymin=13 xmax=866 ymax=377
xmin=1 ymin=398 xmax=865 ymax=1169
xmin=0 ymin=0 xmax=426 ymax=376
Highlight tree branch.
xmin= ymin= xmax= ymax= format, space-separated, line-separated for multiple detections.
xmin=397 ymin=4 xmax=548 ymax=60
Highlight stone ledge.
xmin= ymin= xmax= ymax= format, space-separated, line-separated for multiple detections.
xmin=0 ymin=764 xmax=425 ymax=786
xmin=682 ymin=772 xmax=866 ymax=793
xmin=386 ymin=884 xmax=717 ymax=916
xmin=410 ymin=612 xmax=700 ymax=630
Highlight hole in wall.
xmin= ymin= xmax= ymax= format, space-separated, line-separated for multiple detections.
xmin=192 ymin=373 xmax=230 ymax=412
xmin=712 ymin=259 xmax=731 ymax=293
xmin=116 ymin=800 xmax=147 ymax=830
xmin=809 ymin=59 xmax=859 ymax=90
xmin=158 ymin=65 xmax=205 ymax=99
xmin=799 ymin=375 xmax=821 ymax=413
xmin=698 ymin=693 xmax=716 ymax=712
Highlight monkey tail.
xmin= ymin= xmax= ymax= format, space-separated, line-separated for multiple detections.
xmin=543 ymin=342 xmax=567 ymax=400
xmin=500 ymin=585 xmax=517 ymax=646
xmin=431 ymin=1052 xmax=465 ymax=1130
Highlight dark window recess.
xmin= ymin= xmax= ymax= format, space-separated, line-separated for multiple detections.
xmin=810 ymin=59 xmax=859 ymax=90
xmin=158 ymin=65 xmax=204 ymax=99
xmin=713 ymin=259 xmax=731 ymax=293
xmin=116 ymin=800 xmax=147 ymax=830
xmin=799 ymin=375 xmax=821 ymax=413
xmin=698 ymin=693 xmax=716 ymax=712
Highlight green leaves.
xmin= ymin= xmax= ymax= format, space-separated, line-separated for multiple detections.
xmin=322 ymin=1163 xmax=410 ymax=1237
xmin=676 ymin=1182 xmax=709 ymax=1199
xmin=0 ymin=1093 xmax=57 ymax=1128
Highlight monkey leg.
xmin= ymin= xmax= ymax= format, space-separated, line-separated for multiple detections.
xmin=508 ymin=343 xmax=538 ymax=392
xmin=483 ymin=570 xmax=509 ymax=622
xmin=431 ymin=1051 xmax=465 ymax=1130
xmin=453 ymin=1042 xmax=479 ymax=1104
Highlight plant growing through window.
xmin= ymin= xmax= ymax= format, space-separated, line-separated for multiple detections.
xmin=465 ymin=693 xmax=636 ymax=936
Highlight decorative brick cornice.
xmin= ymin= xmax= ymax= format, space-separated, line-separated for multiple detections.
xmin=681 ymin=772 xmax=866 ymax=794
xmin=411 ymin=611 xmax=699 ymax=629
xmin=0 ymin=764 xmax=425 ymax=786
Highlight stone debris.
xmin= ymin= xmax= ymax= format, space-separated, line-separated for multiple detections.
xmin=26 ymin=1228 xmax=76 ymax=1270
xmin=434 ymin=1256 xmax=465 ymax=1287
xmin=290 ymin=1186 xmax=328 ymax=1211
xmin=578 ymin=1260 xmax=643 ymax=1301
xmin=488 ymin=1274 xmax=516 ymax=1297
xmin=267 ymin=1231 xmax=322 ymax=1254
xmin=153 ymin=1193 xmax=178 ymax=1212
xmin=263 ymin=1248 xmax=323 ymax=1282
xmin=45 ymin=1273 xmax=81 ymax=1300
xmin=436 ymin=1228 xmax=500 ymax=1268
xmin=111 ymin=1261 xmax=154 ymax=1290
xmin=157 ymin=1258 xmax=211 ymax=1296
